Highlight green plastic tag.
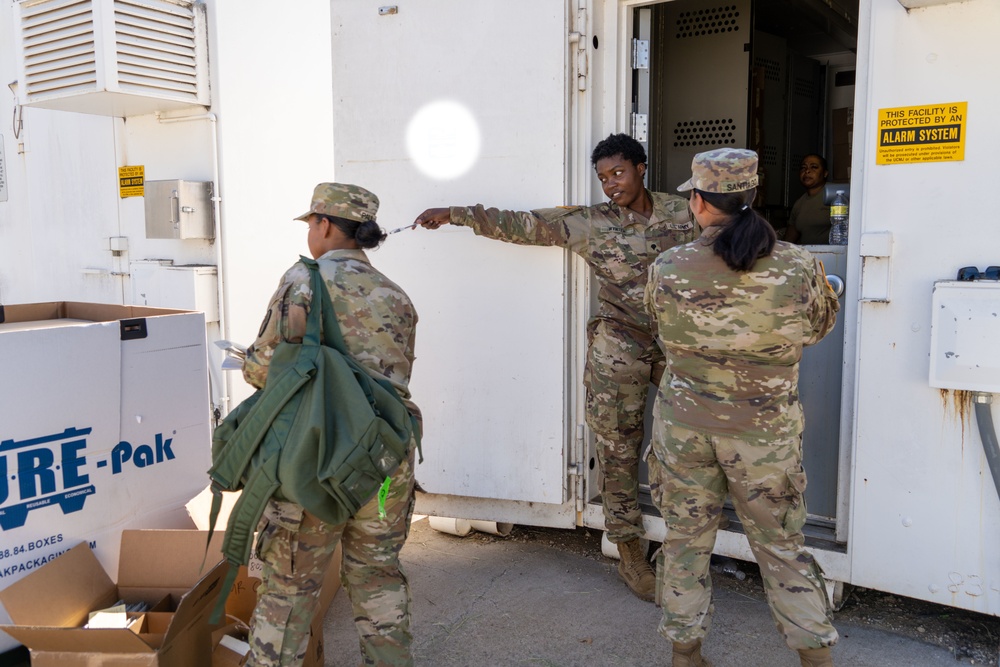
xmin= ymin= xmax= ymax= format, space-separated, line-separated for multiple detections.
xmin=377 ymin=476 xmax=392 ymax=520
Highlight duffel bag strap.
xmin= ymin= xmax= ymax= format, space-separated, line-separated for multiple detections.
xmin=209 ymin=455 xmax=281 ymax=624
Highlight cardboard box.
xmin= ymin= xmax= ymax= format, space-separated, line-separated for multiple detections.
xmin=0 ymin=530 xmax=228 ymax=666
xmin=223 ymin=545 xmax=341 ymax=626
xmin=832 ymin=106 xmax=853 ymax=145
xmin=211 ymin=624 xmax=248 ymax=667
xmin=187 ymin=487 xmax=343 ymax=621
xmin=217 ymin=544 xmax=340 ymax=667
xmin=210 ymin=614 xmax=325 ymax=667
xmin=832 ymin=142 xmax=852 ymax=181
xmin=831 ymin=106 xmax=854 ymax=181
xmin=0 ymin=302 xmax=213 ymax=652
xmin=187 ymin=486 xmax=342 ymax=667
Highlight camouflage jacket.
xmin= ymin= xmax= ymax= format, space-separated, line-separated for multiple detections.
xmin=450 ymin=191 xmax=697 ymax=337
xmin=644 ymin=227 xmax=839 ymax=440
xmin=244 ymin=249 xmax=421 ymax=420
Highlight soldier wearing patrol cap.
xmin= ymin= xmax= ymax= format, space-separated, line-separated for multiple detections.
xmin=644 ymin=149 xmax=840 ymax=667
xmin=414 ymin=133 xmax=699 ymax=602
xmin=244 ymin=183 xmax=421 ymax=667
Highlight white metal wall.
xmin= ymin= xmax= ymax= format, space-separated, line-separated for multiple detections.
xmin=0 ymin=105 xmax=122 ymax=303
xmin=0 ymin=0 xmax=334 ymax=413
xmin=850 ymin=0 xmax=1000 ymax=615
xmin=327 ymin=1 xmax=570 ymax=506
xmin=208 ymin=0 xmax=336 ymax=409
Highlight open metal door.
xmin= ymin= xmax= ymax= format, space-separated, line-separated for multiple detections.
xmin=620 ymin=0 xmax=752 ymax=517
xmin=329 ymin=1 xmax=577 ymax=527
xmin=648 ymin=0 xmax=752 ymax=193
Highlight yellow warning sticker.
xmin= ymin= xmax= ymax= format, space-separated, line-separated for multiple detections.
xmin=118 ymin=165 xmax=145 ymax=198
xmin=876 ymin=102 xmax=966 ymax=165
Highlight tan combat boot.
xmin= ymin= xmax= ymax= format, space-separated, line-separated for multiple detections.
xmin=616 ymin=539 xmax=655 ymax=601
xmin=672 ymin=640 xmax=712 ymax=667
xmin=798 ymin=647 xmax=834 ymax=666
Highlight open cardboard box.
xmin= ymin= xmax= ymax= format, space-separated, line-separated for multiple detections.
xmin=0 ymin=301 xmax=214 ymax=655
xmin=187 ymin=487 xmax=341 ymax=667
xmin=0 ymin=530 xmax=228 ymax=667
xmin=210 ymin=541 xmax=340 ymax=667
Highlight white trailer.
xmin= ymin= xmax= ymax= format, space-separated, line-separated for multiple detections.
xmin=0 ymin=0 xmax=996 ymax=646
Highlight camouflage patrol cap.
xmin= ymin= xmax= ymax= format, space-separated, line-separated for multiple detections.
xmin=294 ymin=183 xmax=379 ymax=223
xmin=676 ymin=148 xmax=759 ymax=194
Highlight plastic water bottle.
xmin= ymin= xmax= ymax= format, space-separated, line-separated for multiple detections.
xmin=710 ymin=556 xmax=747 ymax=581
xmin=829 ymin=190 xmax=849 ymax=245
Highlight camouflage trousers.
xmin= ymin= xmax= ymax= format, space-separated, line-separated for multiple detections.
xmin=248 ymin=449 xmax=417 ymax=667
xmin=585 ymin=320 xmax=664 ymax=543
xmin=647 ymin=423 xmax=838 ymax=651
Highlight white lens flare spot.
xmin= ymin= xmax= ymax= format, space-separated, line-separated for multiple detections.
xmin=406 ymin=100 xmax=481 ymax=180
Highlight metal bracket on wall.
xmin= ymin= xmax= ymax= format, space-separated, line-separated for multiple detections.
xmin=859 ymin=231 xmax=893 ymax=302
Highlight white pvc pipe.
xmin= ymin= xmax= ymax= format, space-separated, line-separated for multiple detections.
xmin=468 ymin=520 xmax=513 ymax=536
xmin=601 ymin=532 xmax=619 ymax=559
xmin=427 ymin=516 xmax=472 ymax=537
xmin=427 ymin=517 xmax=514 ymax=537
xmin=601 ymin=532 xmax=649 ymax=560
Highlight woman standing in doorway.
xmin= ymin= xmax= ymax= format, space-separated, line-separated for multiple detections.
xmin=785 ymin=153 xmax=830 ymax=244
xmin=644 ymin=149 xmax=840 ymax=667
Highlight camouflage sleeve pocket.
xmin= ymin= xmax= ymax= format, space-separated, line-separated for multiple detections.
xmin=781 ymin=465 xmax=809 ymax=534
xmin=256 ymin=500 xmax=306 ymax=562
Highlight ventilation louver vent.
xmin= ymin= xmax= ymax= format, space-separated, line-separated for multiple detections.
xmin=14 ymin=0 xmax=209 ymax=117
xmin=754 ymin=57 xmax=782 ymax=84
xmin=672 ymin=118 xmax=739 ymax=149
xmin=793 ymin=76 xmax=816 ymax=98
xmin=761 ymin=145 xmax=779 ymax=167
xmin=673 ymin=5 xmax=742 ymax=40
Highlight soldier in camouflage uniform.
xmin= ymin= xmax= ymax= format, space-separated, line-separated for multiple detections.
xmin=415 ymin=133 xmax=698 ymax=601
xmin=644 ymin=149 xmax=840 ymax=667
xmin=243 ymin=183 xmax=421 ymax=667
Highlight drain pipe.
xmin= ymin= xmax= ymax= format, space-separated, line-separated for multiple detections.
xmin=973 ymin=392 xmax=1000 ymax=502
xmin=155 ymin=111 xmax=230 ymax=419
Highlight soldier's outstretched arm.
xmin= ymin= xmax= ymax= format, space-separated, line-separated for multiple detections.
xmin=414 ymin=207 xmax=452 ymax=229
xmin=417 ymin=202 xmax=588 ymax=250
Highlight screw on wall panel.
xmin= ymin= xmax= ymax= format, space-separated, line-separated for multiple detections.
xmin=379 ymin=6 xmax=398 ymax=15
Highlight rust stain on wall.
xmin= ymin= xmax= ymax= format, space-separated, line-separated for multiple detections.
xmin=939 ymin=388 xmax=972 ymax=450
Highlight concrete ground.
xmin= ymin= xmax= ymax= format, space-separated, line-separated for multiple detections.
xmin=323 ymin=517 xmax=977 ymax=667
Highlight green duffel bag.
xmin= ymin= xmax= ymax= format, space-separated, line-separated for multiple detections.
xmin=206 ymin=256 xmax=420 ymax=620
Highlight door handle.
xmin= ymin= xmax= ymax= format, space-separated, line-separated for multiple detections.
xmin=826 ymin=274 xmax=845 ymax=297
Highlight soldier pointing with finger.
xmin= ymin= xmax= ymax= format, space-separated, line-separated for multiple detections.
xmin=415 ymin=133 xmax=698 ymax=601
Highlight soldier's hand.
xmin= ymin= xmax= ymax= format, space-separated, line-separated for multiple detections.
xmin=414 ymin=208 xmax=452 ymax=230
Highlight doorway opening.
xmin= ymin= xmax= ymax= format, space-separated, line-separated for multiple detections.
xmin=589 ymin=0 xmax=860 ymax=548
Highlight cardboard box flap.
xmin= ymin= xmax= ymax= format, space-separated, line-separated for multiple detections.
xmin=0 ymin=543 xmax=116 ymax=627
xmin=29 ymin=652 xmax=160 ymax=667
xmin=0 ymin=302 xmax=191 ymax=325
xmin=118 ymin=530 xmax=224 ymax=591
xmin=160 ymin=560 xmax=229 ymax=648
xmin=0 ymin=627 xmax=155 ymax=654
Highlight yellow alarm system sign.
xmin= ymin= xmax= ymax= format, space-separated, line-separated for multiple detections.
xmin=118 ymin=165 xmax=145 ymax=198
xmin=877 ymin=102 xmax=966 ymax=165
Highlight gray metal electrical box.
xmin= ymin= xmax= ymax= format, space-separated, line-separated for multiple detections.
xmin=144 ymin=180 xmax=215 ymax=240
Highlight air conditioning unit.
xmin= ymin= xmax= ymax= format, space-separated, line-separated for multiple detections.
xmin=12 ymin=0 xmax=210 ymax=117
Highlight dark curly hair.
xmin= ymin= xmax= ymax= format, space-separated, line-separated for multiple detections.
xmin=319 ymin=215 xmax=387 ymax=250
xmin=590 ymin=133 xmax=647 ymax=168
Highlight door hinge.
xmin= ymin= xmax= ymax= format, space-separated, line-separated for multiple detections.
xmin=632 ymin=38 xmax=650 ymax=70
xmin=570 ymin=424 xmax=587 ymax=513
xmin=631 ymin=113 xmax=648 ymax=142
